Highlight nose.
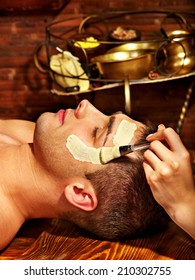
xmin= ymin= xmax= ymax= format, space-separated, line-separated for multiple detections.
xmin=75 ymin=99 xmax=106 ymax=120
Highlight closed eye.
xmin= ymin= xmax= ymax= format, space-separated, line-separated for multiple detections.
xmin=92 ymin=126 xmax=105 ymax=144
xmin=92 ymin=115 xmax=116 ymax=146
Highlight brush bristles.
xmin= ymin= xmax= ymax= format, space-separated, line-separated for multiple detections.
xmin=100 ymin=146 xmax=120 ymax=164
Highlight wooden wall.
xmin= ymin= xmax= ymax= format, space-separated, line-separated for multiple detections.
xmin=0 ymin=0 xmax=195 ymax=148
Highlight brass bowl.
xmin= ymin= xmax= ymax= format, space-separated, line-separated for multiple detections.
xmin=91 ymin=50 xmax=155 ymax=80
xmin=107 ymin=40 xmax=162 ymax=53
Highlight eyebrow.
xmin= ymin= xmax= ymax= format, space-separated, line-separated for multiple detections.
xmin=102 ymin=115 xmax=116 ymax=146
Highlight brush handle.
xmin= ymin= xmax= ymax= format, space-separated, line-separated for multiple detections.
xmin=131 ymin=142 xmax=150 ymax=151
xmin=119 ymin=142 xmax=150 ymax=155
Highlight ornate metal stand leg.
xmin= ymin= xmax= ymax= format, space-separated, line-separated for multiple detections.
xmin=176 ymin=80 xmax=194 ymax=135
xmin=124 ymin=77 xmax=131 ymax=115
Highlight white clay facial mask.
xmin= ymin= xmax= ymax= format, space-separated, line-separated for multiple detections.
xmin=113 ymin=120 xmax=137 ymax=146
xmin=66 ymin=120 xmax=137 ymax=164
xmin=66 ymin=134 xmax=101 ymax=164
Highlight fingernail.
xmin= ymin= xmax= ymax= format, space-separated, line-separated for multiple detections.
xmin=146 ymin=133 xmax=153 ymax=139
xmin=158 ymin=124 xmax=165 ymax=129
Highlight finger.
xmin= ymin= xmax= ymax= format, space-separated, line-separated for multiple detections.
xmin=147 ymin=140 xmax=184 ymax=180
xmin=147 ymin=127 xmax=186 ymax=154
xmin=146 ymin=124 xmax=166 ymax=142
xmin=162 ymin=127 xmax=187 ymax=153
xmin=157 ymin=124 xmax=166 ymax=131
xmin=143 ymin=161 xmax=159 ymax=191
xmin=144 ymin=148 xmax=164 ymax=171
xmin=143 ymin=161 xmax=154 ymax=182
xmin=145 ymin=141 xmax=178 ymax=175
xmin=149 ymin=139 xmax=173 ymax=162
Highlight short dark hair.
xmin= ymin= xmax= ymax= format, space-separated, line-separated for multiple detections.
xmin=84 ymin=156 xmax=169 ymax=240
xmin=64 ymin=122 xmax=170 ymax=240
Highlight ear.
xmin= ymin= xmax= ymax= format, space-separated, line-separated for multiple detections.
xmin=64 ymin=178 xmax=98 ymax=212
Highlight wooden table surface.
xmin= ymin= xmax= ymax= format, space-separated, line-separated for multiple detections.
xmin=0 ymin=218 xmax=194 ymax=260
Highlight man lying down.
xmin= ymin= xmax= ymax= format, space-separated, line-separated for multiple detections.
xmin=0 ymin=99 xmax=169 ymax=250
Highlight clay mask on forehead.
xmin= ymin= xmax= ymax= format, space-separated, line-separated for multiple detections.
xmin=66 ymin=120 xmax=137 ymax=164
xmin=113 ymin=120 xmax=137 ymax=146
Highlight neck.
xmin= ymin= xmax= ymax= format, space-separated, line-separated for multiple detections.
xmin=0 ymin=143 xmax=63 ymax=221
xmin=0 ymin=142 xmax=70 ymax=251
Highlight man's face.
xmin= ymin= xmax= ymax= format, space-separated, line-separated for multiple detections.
xmin=33 ymin=100 xmax=144 ymax=179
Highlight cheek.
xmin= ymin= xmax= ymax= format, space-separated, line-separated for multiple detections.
xmin=46 ymin=140 xmax=85 ymax=177
xmin=34 ymin=126 xmax=66 ymax=165
xmin=34 ymin=118 xmax=89 ymax=175
xmin=45 ymin=132 xmax=67 ymax=159
xmin=37 ymin=136 xmax=70 ymax=177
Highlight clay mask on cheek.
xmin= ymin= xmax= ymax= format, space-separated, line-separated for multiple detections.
xmin=66 ymin=120 xmax=137 ymax=164
xmin=66 ymin=134 xmax=101 ymax=164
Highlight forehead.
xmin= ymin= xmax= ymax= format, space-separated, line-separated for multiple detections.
xmin=108 ymin=113 xmax=144 ymax=144
xmin=114 ymin=113 xmax=140 ymax=126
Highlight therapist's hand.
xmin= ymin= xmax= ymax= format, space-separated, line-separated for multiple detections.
xmin=143 ymin=125 xmax=195 ymax=239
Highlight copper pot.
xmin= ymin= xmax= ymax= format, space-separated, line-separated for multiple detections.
xmin=159 ymin=30 xmax=195 ymax=75
xmin=91 ymin=49 xmax=155 ymax=115
xmin=91 ymin=49 xmax=155 ymax=80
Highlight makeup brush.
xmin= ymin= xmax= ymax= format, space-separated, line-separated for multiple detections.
xmin=100 ymin=142 xmax=150 ymax=164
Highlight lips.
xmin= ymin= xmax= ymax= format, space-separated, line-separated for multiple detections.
xmin=57 ymin=109 xmax=66 ymax=125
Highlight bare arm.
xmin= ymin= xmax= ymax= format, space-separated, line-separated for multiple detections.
xmin=0 ymin=119 xmax=35 ymax=144
xmin=143 ymin=125 xmax=195 ymax=240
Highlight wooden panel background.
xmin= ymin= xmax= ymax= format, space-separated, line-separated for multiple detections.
xmin=0 ymin=0 xmax=195 ymax=151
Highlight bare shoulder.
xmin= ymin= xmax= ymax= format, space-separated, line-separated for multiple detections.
xmin=0 ymin=133 xmax=21 ymax=145
xmin=0 ymin=119 xmax=35 ymax=144
xmin=0 ymin=202 xmax=23 ymax=250
xmin=0 ymin=119 xmax=35 ymax=129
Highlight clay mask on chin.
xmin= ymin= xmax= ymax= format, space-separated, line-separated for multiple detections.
xmin=66 ymin=120 xmax=137 ymax=164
